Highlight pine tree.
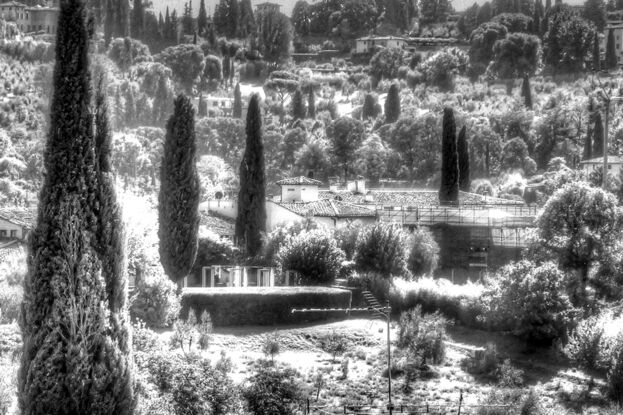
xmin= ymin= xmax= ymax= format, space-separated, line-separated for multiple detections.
xmin=197 ymin=0 xmax=208 ymax=35
xmin=384 ymin=83 xmax=401 ymax=123
xmin=233 ymin=82 xmax=242 ymax=118
xmin=593 ymin=111 xmax=604 ymax=157
xmin=457 ymin=125 xmax=470 ymax=192
xmin=131 ymin=0 xmax=143 ymax=39
xmin=521 ymin=75 xmax=532 ymax=109
xmin=170 ymin=9 xmax=178 ymax=43
xmin=439 ymin=107 xmax=459 ymax=205
xmin=19 ymin=1 xmax=135 ymax=413
xmin=607 ymin=28 xmax=617 ymax=70
xmin=164 ymin=6 xmax=171 ymax=40
xmin=235 ymin=94 xmax=266 ymax=257
xmin=308 ymin=88 xmax=316 ymax=119
xmin=182 ymin=1 xmax=194 ymax=35
xmin=158 ymin=95 xmax=200 ymax=287
xmin=594 ymin=31 xmax=601 ymax=70
xmin=291 ymin=88 xmax=306 ymax=120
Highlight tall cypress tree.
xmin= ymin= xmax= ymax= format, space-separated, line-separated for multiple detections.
xmin=197 ymin=0 xmax=208 ymax=35
xmin=291 ymin=88 xmax=306 ymax=120
xmin=19 ymin=1 xmax=135 ymax=413
xmin=593 ymin=111 xmax=605 ymax=157
xmin=114 ymin=0 xmax=130 ymax=38
xmin=384 ymin=83 xmax=401 ymax=123
xmin=607 ymin=28 xmax=617 ymax=70
xmin=593 ymin=32 xmax=601 ymax=71
xmin=457 ymin=125 xmax=471 ymax=192
xmin=158 ymin=95 xmax=200 ymax=288
xmin=233 ymin=82 xmax=242 ymax=118
xmin=308 ymin=88 xmax=316 ymax=119
xmin=362 ymin=93 xmax=377 ymax=119
xmin=521 ymin=75 xmax=532 ymax=109
xmin=229 ymin=0 xmax=240 ymax=38
xmin=584 ymin=129 xmax=593 ymax=160
xmin=131 ymin=0 xmax=143 ymax=39
xmin=235 ymin=94 xmax=266 ymax=257
xmin=439 ymin=107 xmax=459 ymax=205
xmin=105 ymin=0 xmax=115 ymax=45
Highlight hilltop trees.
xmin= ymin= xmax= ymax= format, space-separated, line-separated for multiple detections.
xmin=257 ymin=8 xmax=293 ymax=68
xmin=439 ymin=107 xmax=459 ymax=205
xmin=236 ymin=95 xmax=267 ymax=257
xmin=158 ymin=95 xmax=200 ymax=288
xmin=327 ymin=117 xmax=366 ymax=181
xmin=19 ymin=0 xmax=135 ymax=412
xmin=489 ymin=33 xmax=541 ymax=94
xmin=593 ymin=111 xmax=604 ymax=157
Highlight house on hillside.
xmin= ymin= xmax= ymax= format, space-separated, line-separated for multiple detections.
xmin=354 ymin=36 xmax=407 ymax=54
xmin=0 ymin=207 xmax=35 ymax=241
xmin=580 ymin=156 xmax=623 ymax=177
xmin=25 ymin=4 xmax=58 ymax=34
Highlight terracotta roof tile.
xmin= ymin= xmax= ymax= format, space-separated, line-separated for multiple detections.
xmin=318 ymin=190 xmax=524 ymax=207
xmin=275 ymin=176 xmax=323 ymax=186
xmin=279 ymin=200 xmax=375 ymax=218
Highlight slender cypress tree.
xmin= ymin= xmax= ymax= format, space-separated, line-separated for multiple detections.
xmin=105 ymin=0 xmax=115 ymax=45
xmin=233 ymin=82 xmax=242 ymax=118
xmin=291 ymin=88 xmax=306 ymax=120
xmin=198 ymin=0 xmax=208 ymax=35
xmin=593 ymin=111 xmax=604 ymax=157
xmin=439 ymin=107 xmax=459 ymax=205
xmin=125 ymin=87 xmax=136 ymax=128
xmin=308 ymin=88 xmax=316 ymax=119
xmin=584 ymin=129 xmax=593 ymax=161
xmin=114 ymin=0 xmax=130 ymax=38
xmin=594 ymin=32 xmax=601 ymax=71
xmin=384 ymin=83 xmax=401 ymax=123
xmin=152 ymin=75 xmax=170 ymax=125
xmin=457 ymin=125 xmax=470 ymax=192
xmin=362 ymin=93 xmax=377 ymax=119
xmin=131 ymin=0 xmax=144 ymax=39
xmin=521 ymin=75 xmax=532 ymax=109
xmin=607 ymin=29 xmax=617 ymax=70
xmin=158 ymin=95 xmax=200 ymax=288
xmin=235 ymin=94 xmax=266 ymax=257
xmin=198 ymin=94 xmax=208 ymax=117
xmin=19 ymin=1 xmax=135 ymax=413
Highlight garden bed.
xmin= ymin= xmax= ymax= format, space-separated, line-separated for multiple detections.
xmin=181 ymin=286 xmax=353 ymax=326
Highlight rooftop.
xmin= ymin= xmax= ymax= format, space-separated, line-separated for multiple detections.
xmin=0 ymin=207 xmax=37 ymax=228
xmin=318 ymin=190 xmax=525 ymax=207
xmin=357 ymin=36 xmax=406 ymax=41
xmin=276 ymin=176 xmax=323 ymax=186
xmin=200 ymin=211 xmax=235 ymax=236
xmin=278 ymin=199 xmax=376 ymax=218
xmin=0 ymin=1 xmax=27 ymax=7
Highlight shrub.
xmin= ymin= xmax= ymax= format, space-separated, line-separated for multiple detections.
xmin=146 ymin=352 xmax=183 ymax=392
xmin=397 ymin=306 xmax=447 ymax=365
xmin=520 ymin=389 xmax=543 ymax=415
xmin=0 ymin=283 xmax=21 ymax=324
xmin=354 ymin=223 xmax=408 ymax=278
xmin=243 ymin=365 xmax=304 ymax=415
xmin=262 ymin=334 xmax=281 ymax=363
xmin=497 ymin=359 xmax=524 ymax=388
xmin=407 ymin=228 xmax=439 ymax=277
xmin=130 ymin=273 xmax=181 ymax=328
xmin=463 ymin=342 xmax=499 ymax=376
xmin=198 ymin=310 xmax=213 ymax=350
xmin=564 ymin=314 xmax=612 ymax=373
xmin=319 ymin=331 xmax=348 ymax=363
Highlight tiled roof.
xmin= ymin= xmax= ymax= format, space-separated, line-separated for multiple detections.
xmin=200 ymin=211 xmax=235 ymax=236
xmin=0 ymin=1 xmax=27 ymax=7
xmin=318 ymin=190 xmax=525 ymax=207
xmin=279 ymin=199 xmax=376 ymax=218
xmin=275 ymin=176 xmax=323 ymax=186
xmin=0 ymin=207 xmax=37 ymax=228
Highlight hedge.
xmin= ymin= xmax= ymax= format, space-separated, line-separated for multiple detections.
xmin=180 ymin=287 xmax=352 ymax=326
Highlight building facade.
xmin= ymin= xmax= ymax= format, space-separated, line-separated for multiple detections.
xmin=0 ymin=1 xmax=59 ymax=34
xmin=354 ymin=36 xmax=407 ymax=54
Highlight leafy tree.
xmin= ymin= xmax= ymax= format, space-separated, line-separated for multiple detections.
xmin=159 ymin=95 xmax=200 ymax=287
xmin=131 ymin=0 xmax=144 ymax=39
xmin=354 ymin=223 xmax=408 ymax=278
xmin=19 ymin=1 xmax=135 ymax=412
xmin=203 ymin=54 xmax=222 ymax=89
xmin=292 ymin=0 xmax=311 ymax=36
xmin=108 ymin=36 xmax=151 ymax=72
xmin=329 ymin=0 xmax=378 ymax=39
xmin=236 ymin=95 xmax=266 ymax=257
xmin=490 ymin=33 xmax=541 ymax=86
xmin=457 ymin=125 xmax=470 ymax=192
xmin=243 ymin=365 xmax=304 ymax=415
xmin=385 ymin=83 xmax=401 ymax=123
xmin=197 ymin=0 xmax=208 ymax=35
xmin=593 ymin=111 xmax=604 ymax=157
xmin=543 ymin=4 xmax=596 ymax=73
xmin=294 ymin=139 xmax=330 ymax=181
xmin=156 ymin=44 xmax=206 ymax=93
xmin=533 ymin=182 xmax=623 ymax=305
xmin=439 ymin=107 xmax=459 ymax=205
xmin=481 ymin=261 xmax=573 ymax=345
xmin=290 ymin=88 xmax=306 ymax=120
xmin=419 ymin=0 xmax=451 ymax=24
xmin=362 ymin=93 xmax=380 ymax=119
xmin=420 ymin=48 xmax=468 ymax=90
xmin=606 ymin=28 xmax=617 ymax=70
xmin=583 ymin=0 xmax=607 ymax=32
xmin=407 ymin=228 xmax=439 ymax=277
xmin=257 ymin=8 xmax=293 ymax=68
xmin=458 ymin=3 xmax=481 ymax=37
xmin=239 ymin=0 xmax=256 ymax=38
xmin=327 ymin=116 xmax=366 ymax=180
xmin=233 ymin=82 xmax=242 ymax=119
xmin=264 ymin=71 xmax=300 ymax=118
xmin=355 ymin=134 xmax=388 ymax=185
xmin=468 ymin=22 xmax=508 ymax=78
xmin=278 ymin=229 xmax=344 ymax=285
xmin=369 ymin=47 xmax=406 ymax=80
xmin=491 ymin=12 xmax=533 ymax=32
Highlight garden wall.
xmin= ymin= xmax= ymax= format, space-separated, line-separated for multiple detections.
xmin=181 ymin=287 xmax=352 ymax=326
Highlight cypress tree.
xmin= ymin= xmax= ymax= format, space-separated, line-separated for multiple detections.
xmin=125 ymin=87 xmax=136 ymax=128
xmin=131 ymin=0 xmax=143 ymax=39
xmin=291 ymin=88 xmax=306 ymax=120
xmin=593 ymin=111 xmax=604 ymax=157
xmin=384 ymin=83 xmax=401 ymax=123
xmin=235 ymin=94 xmax=266 ymax=257
xmin=223 ymin=54 xmax=231 ymax=87
xmin=457 ymin=125 xmax=470 ymax=192
xmin=607 ymin=28 xmax=617 ymax=70
xmin=308 ymin=88 xmax=316 ymax=119
xmin=229 ymin=0 xmax=240 ymax=38
xmin=362 ymin=93 xmax=377 ymax=119
xmin=152 ymin=75 xmax=170 ymax=125
xmin=114 ymin=0 xmax=130 ymax=38
xmin=594 ymin=32 xmax=601 ymax=71
xmin=521 ymin=75 xmax=532 ymax=109
xmin=105 ymin=0 xmax=115 ymax=45
xmin=198 ymin=0 xmax=208 ymax=35
xmin=198 ymin=94 xmax=208 ymax=117
xmin=19 ymin=1 xmax=135 ymax=413
xmin=584 ymin=128 xmax=593 ymax=160
xmin=439 ymin=107 xmax=459 ymax=205
xmin=158 ymin=95 xmax=200 ymax=288
xmin=233 ymin=82 xmax=242 ymax=118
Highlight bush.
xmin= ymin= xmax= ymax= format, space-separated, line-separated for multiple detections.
xmin=130 ymin=273 xmax=181 ymax=328
xmin=278 ymin=229 xmax=344 ymax=285
xmin=354 ymin=223 xmax=408 ymax=278
xmin=407 ymin=228 xmax=439 ymax=277
xmin=397 ymin=306 xmax=447 ymax=365
xmin=497 ymin=359 xmax=524 ymax=388
xmin=0 ymin=283 xmax=21 ymax=324
xmin=262 ymin=334 xmax=281 ymax=363
xmin=319 ymin=331 xmax=348 ymax=362
xmin=243 ymin=365 xmax=304 ymax=415
xmin=181 ymin=287 xmax=352 ymax=326
xmin=564 ymin=314 xmax=612 ymax=373
xmin=520 ymin=389 xmax=543 ymax=415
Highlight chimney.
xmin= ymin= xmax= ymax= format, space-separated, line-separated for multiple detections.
xmin=356 ymin=179 xmax=366 ymax=194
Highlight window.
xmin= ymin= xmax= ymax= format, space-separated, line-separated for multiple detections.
xmin=287 ymin=188 xmax=295 ymax=192
xmin=213 ymin=102 xmax=218 ymax=107
xmin=0 ymin=230 xmax=6 ymax=237
xmin=10 ymin=230 xmax=16 ymax=238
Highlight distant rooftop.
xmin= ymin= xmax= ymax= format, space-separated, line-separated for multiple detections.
xmin=0 ymin=207 xmax=37 ymax=228
xmin=0 ymin=1 xmax=27 ymax=7
xmin=276 ymin=176 xmax=323 ymax=186
xmin=318 ymin=190 xmax=525 ymax=207
xmin=279 ymin=199 xmax=375 ymax=218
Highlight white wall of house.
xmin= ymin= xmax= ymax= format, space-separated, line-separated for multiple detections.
xmin=280 ymin=185 xmax=319 ymax=202
xmin=266 ymin=201 xmax=306 ymax=231
xmin=0 ymin=218 xmax=25 ymax=239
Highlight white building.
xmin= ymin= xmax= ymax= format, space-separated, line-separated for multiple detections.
xmin=0 ymin=208 xmax=34 ymax=240
xmin=580 ymin=156 xmax=623 ymax=177
xmin=354 ymin=36 xmax=407 ymax=54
